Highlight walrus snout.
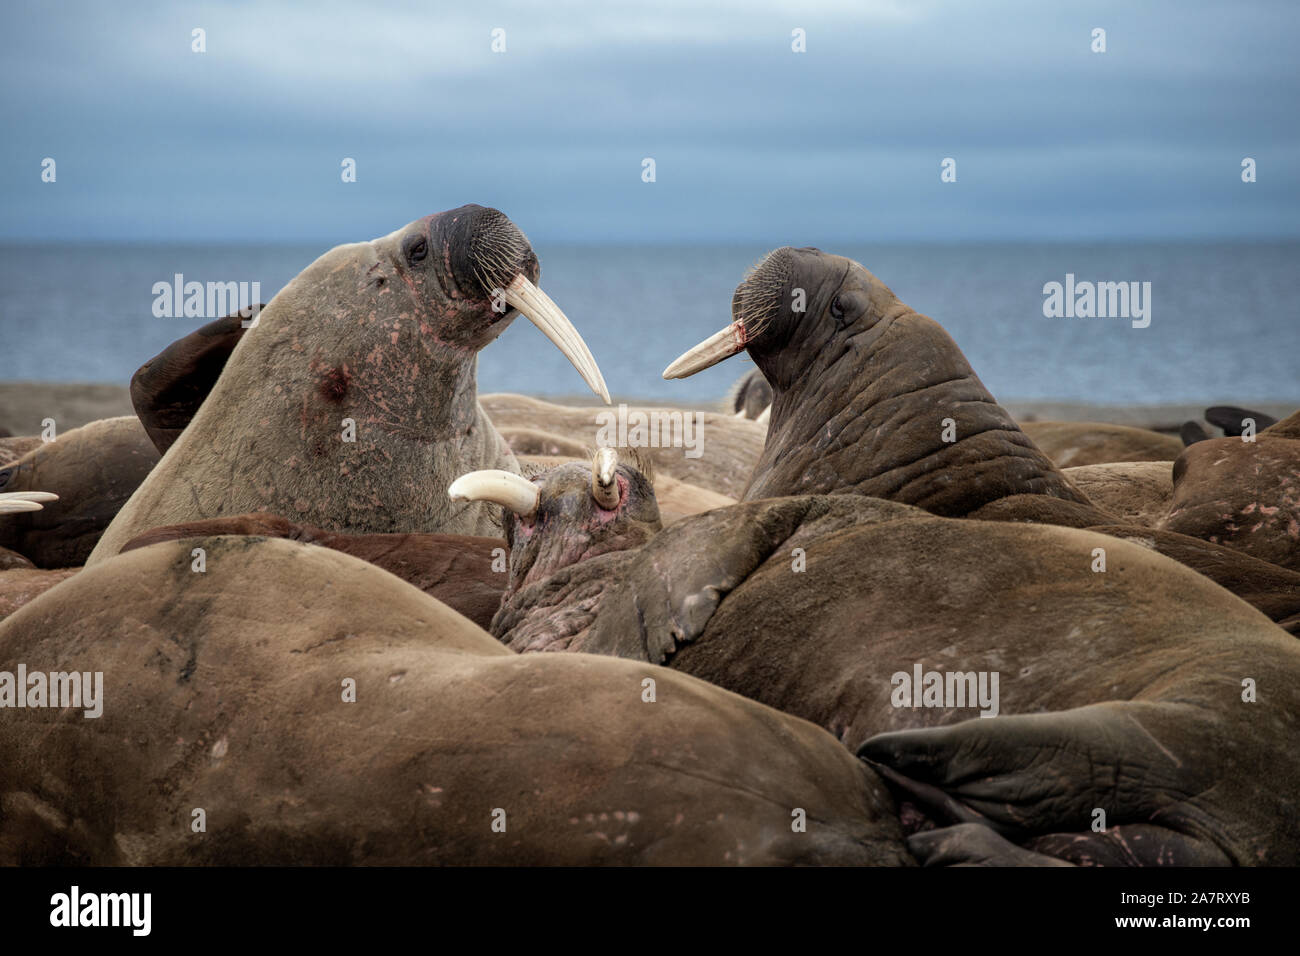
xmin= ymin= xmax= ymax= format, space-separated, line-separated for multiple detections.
xmin=452 ymin=449 xmax=660 ymax=591
xmin=432 ymin=204 xmax=609 ymax=402
xmin=442 ymin=204 xmax=539 ymax=300
xmin=664 ymin=245 xmax=815 ymax=379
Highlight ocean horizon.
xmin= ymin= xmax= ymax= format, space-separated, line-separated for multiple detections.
xmin=2 ymin=239 xmax=1297 ymax=405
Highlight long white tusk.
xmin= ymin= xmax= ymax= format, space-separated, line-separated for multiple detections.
xmin=448 ymin=469 xmax=540 ymax=518
xmin=663 ymin=321 xmax=747 ymax=379
xmin=503 ymin=274 xmax=610 ymax=404
xmin=0 ymin=491 xmax=58 ymax=514
xmin=591 ymin=446 xmax=619 ymax=509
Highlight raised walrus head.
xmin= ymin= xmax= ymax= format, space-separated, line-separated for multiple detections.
xmin=665 ymin=247 xmax=1091 ymax=518
xmin=87 ymin=205 xmax=610 ymax=563
xmin=449 ymin=448 xmax=660 ymax=652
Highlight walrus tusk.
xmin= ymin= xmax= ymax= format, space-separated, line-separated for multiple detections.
xmin=591 ymin=446 xmax=619 ymax=509
xmin=0 ymin=491 xmax=59 ymax=514
xmin=448 ymin=470 xmax=540 ymax=518
xmin=503 ymin=274 xmax=611 ymax=405
xmin=663 ymin=321 xmax=747 ymax=379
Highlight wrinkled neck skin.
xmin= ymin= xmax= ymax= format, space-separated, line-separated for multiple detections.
xmin=745 ymin=309 xmax=1089 ymax=517
xmin=493 ymin=508 xmax=659 ymax=652
xmin=491 ymin=550 xmax=639 ymax=653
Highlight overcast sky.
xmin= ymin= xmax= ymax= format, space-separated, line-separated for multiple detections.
xmin=3 ymin=0 xmax=1298 ymax=242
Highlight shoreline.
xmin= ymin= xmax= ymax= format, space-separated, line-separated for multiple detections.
xmin=0 ymin=381 xmax=1295 ymax=437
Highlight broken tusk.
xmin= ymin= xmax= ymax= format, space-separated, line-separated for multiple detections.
xmin=591 ymin=446 xmax=619 ymax=509
xmin=448 ymin=469 xmax=540 ymax=518
xmin=504 ymin=274 xmax=610 ymax=404
xmin=663 ymin=321 xmax=747 ymax=379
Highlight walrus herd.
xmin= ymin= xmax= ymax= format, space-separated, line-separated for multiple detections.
xmin=2 ymin=217 xmax=1297 ymax=867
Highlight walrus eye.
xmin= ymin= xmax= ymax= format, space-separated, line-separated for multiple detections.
xmin=829 ymin=294 xmax=846 ymax=321
xmin=404 ymin=236 xmax=428 ymax=264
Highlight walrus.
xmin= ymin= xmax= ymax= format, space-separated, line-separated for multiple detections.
xmin=447 ymin=449 xmax=663 ymax=653
xmin=0 ymin=416 xmax=158 ymax=568
xmin=0 ymin=436 xmax=43 ymax=467
xmin=458 ymin=462 xmax=1300 ymax=865
xmin=0 ymin=566 xmax=77 ymax=622
xmin=1061 ymin=461 xmax=1174 ymax=527
xmin=1161 ymin=433 xmax=1300 ymax=573
xmin=657 ymin=249 xmax=1300 ymax=625
xmin=86 ymin=206 xmax=609 ymax=564
xmin=1019 ymin=421 xmax=1184 ymax=468
xmin=0 ymin=535 xmax=908 ymax=865
xmin=663 ymin=247 xmax=1098 ymax=520
xmin=119 ymin=512 xmax=506 ymax=630
xmin=0 ymin=491 xmax=73 ymax=621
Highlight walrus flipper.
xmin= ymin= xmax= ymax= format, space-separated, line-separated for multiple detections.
xmin=130 ymin=309 xmax=256 ymax=454
xmin=905 ymin=824 xmax=1075 ymax=867
xmin=584 ymin=495 xmax=922 ymax=663
xmin=1205 ymin=406 xmax=1278 ymax=436
xmin=1179 ymin=420 xmax=1211 ymax=446
xmin=859 ymin=701 xmax=1234 ymax=866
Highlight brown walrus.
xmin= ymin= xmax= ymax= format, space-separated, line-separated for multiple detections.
xmin=86 ymin=206 xmax=609 ymax=565
xmin=663 ymin=246 xmax=1099 ymax=521
xmin=1019 ymin=421 xmax=1184 ymax=468
xmin=1161 ymin=432 xmax=1300 ymax=573
xmin=0 ymin=417 xmax=157 ymax=567
xmin=454 ymin=456 xmax=1300 ymax=866
xmin=659 ymin=250 xmax=1300 ymax=628
xmin=0 ymin=535 xmax=908 ymax=866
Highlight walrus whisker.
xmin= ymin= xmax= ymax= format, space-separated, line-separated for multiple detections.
xmin=448 ymin=469 xmax=540 ymax=518
xmin=501 ymin=275 xmax=611 ymax=404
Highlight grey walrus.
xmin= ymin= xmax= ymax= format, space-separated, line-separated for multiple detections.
xmin=454 ymin=458 xmax=1300 ymax=866
xmin=86 ymin=206 xmax=609 ymax=564
xmin=0 ymin=535 xmax=908 ymax=865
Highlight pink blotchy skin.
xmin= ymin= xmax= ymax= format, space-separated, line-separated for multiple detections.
xmin=490 ymin=462 xmax=661 ymax=653
xmin=86 ymin=206 xmax=539 ymax=563
xmin=509 ymin=471 xmax=644 ymax=590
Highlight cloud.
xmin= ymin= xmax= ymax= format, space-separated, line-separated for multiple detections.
xmin=2 ymin=0 xmax=1297 ymax=240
